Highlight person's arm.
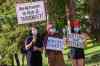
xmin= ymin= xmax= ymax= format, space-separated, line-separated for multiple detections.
xmin=33 ymin=46 xmax=43 ymax=52
xmin=63 ymin=37 xmax=67 ymax=44
xmin=81 ymin=33 xmax=90 ymax=42
xmin=81 ymin=33 xmax=90 ymax=48
xmin=85 ymin=33 xmax=90 ymax=40
xmin=37 ymin=47 xmax=43 ymax=52
xmin=25 ymin=37 xmax=36 ymax=49
xmin=25 ymin=41 xmax=33 ymax=49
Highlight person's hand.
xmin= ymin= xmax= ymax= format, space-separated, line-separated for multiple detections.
xmin=33 ymin=46 xmax=38 ymax=51
xmin=63 ymin=37 xmax=67 ymax=41
xmin=63 ymin=37 xmax=67 ymax=44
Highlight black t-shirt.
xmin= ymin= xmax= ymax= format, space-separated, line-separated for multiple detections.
xmin=35 ymin=33 xmax=43 ymax=48
xmin=25 ymin=33 xmax=43 ymax=53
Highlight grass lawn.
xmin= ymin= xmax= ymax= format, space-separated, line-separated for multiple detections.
xmin=43 ymin=44 xmax=100 ymax=66
xmin=16 ymin=43 xmax=100 ymax=66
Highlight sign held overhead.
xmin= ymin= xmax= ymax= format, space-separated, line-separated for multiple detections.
xmin=16 ymin=1 xmax=46 ymax=24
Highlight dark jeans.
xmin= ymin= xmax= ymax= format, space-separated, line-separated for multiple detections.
xmin=26 ymin=51 xmax=42 ymax=66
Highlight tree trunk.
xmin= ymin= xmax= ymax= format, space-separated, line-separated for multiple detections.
xmin=88 ymin=0 xmax=100 ymax=41
xmin=66 ymin=0 xmax=76 ymax=20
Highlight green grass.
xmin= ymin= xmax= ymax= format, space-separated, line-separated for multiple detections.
xmin=42 ymin=44 xmax=100 ymax=66
xmin=85 ymin=45 xmax=100 ymax=66
xmin=14 ymin=43 xmax=100 ymax=66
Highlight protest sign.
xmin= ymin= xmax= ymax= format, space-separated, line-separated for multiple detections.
xmin=16 ymin=1 xmax=46 ymax=24
xmin=46 ymin=37 xmax=64 ymax=51
xmin=68 ymin=34 xmax=84 ymax=48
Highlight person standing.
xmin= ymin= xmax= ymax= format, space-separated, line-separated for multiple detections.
xmin=25 ymin=25 xmax=43 ymax=66
xmin=44 ymin=22 xmax=66 ymax=66
xmin=66 ymin=19 xmax=89 ymax=66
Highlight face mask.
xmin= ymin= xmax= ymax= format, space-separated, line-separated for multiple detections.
xmin=74 ymin=28 xmax=80 ymax=33
xmin=49 ymin=28 xmax=56 ymax=33
xmin=32 ymin=28 xmax=37 ymax=36
xmin=47 ymin=24 xmax=53 ymax=31
xmin=48 ymin=24 xmax=53 ymax=28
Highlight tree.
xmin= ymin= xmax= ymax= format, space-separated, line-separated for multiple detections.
xmin=88 ymin=0 xmax=100 ymax=41
xmin=66 ymin=0 xmax=76 ymax=20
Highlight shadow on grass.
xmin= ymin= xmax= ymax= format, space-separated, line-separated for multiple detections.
xmin=85 ymin=52 xmax=100 ymax=64
xmin=85 ymin=43 xmax=100 ymax=50
xmin=85 ymin=50 xmax=100 ymax=56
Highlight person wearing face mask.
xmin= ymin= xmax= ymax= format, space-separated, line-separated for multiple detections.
xmin=25 ymin=25 xmax=43 ymax=66
xmin=44 ymin=22 xmax=66 ymax=66
xmin=66 ymin=19 xmax=90 ymax=66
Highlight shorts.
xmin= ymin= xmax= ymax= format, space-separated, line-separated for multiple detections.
xmin=70 ymin=47 xmax=85 ymax=59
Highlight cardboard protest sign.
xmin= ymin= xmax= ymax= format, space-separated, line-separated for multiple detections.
xmin=68 ymin=34 xmax=84 ymax=48
xmin=46 ymin=37 xmax=64 ymax=51
xmin=16 ymin=1 xmax=46 ymax=24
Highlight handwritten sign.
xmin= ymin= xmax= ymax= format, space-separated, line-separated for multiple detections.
xmin=46 ymin=37 xmax=64 ymax=51
xmin=16 ymin=1 xmax=46 ymax=24
xmin=68 ymin=34 xmax=84 ymax=48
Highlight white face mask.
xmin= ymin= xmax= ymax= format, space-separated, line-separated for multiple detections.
xmin=49 ymin=28 xmax=56 ymax=33
xmin=47 ymin=24 xmax=53 ymax=30
xmin=74 ymin=27 xmax=80 ymax=33
xmin=32 ymin=27 xmax=37 ymax=36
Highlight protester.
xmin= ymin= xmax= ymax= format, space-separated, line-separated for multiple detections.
xmin=44 ymin=22 xmax=66 ymax=66
xmin=25 ymin=25 xmax=43 ymax=66
xmin=67 ymin=19 xmax=90 ymax=66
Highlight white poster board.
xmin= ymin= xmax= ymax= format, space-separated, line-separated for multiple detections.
xmin=16 ymin=1 xmax=46 ymax=24
xmin=68 ymin=34 xmax=84 ymax=48
xmin=46 ymin=37 xmax=64 ymax=51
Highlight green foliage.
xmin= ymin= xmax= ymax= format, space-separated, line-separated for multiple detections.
xmin=0 ymin=0 xmax=16 ymax=15
xmin=47 ymin=0 xmax=66 ymax=20
xmin=0 ymin=15 xmax=28 ymax=65
xmin=0 ymin=0 xmax=90 ymax=65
